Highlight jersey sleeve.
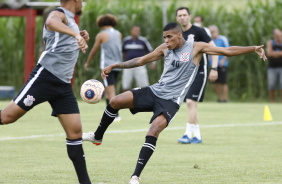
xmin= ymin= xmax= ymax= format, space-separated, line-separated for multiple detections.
xmin=122 ymin=39 xmax=127 ymax=53
xmin=143 ymin=38 xmax=153 ymax=52
xmin=199 ymin=28 xmax=212 ymax=43
xmin=221 ymin=36 xmax=230 ymax=47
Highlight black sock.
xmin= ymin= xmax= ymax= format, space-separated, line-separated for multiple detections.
xmin=0 ymin=110 xmax=3 ymax=125
xmin=132 ymin=136 xmax=157 ymax=177
xmin=66 ymin=138 xmax=91 ymax=184
xmin=94 ymin=104 xmax=119 ymax=140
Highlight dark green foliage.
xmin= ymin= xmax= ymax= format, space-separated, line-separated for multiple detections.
xmin=0 ymin=0 xmax=281 ymax=101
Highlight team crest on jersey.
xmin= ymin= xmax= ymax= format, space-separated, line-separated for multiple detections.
xmin=23 ymin=95 xmax=35 ymax=107
xmin=180 ymin=52 xmax=190 ymax=62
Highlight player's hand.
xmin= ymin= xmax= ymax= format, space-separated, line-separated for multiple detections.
xmin=255 ymin=45 xmax=267 ymax=61
xmin=208 ymin=69 xmax=218 ymax=82
xmin=220 ymin=59 xmax=225 ymax=67
xmin=75 ymin=34 xmax=88 ymax=54
xmin=101 ymin=66 xmax=113 ymax=80
xmin=84 ymin=62 xmax=90 ymax=71
xmin=80 ymin=30 xmax=90 ymax=42
xmin=150 ymin=62 xmax=156 ymax=70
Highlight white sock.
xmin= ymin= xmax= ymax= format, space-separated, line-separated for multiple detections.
xmin=193 ymin=124 xmax=201 ymax=140
xmin=185 ymin=123 xmax=193 ymax=139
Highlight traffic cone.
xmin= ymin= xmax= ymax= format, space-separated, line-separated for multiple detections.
xmin=264 ymin=105 xmax=273 ymax=121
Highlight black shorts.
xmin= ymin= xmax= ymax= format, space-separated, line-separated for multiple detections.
xmin=185 ymin=68 xmax=207 ymax=102
xmin=13 ymin=64 xmax=79 ymax=117
xmin=130 ymin=87 xmax=179 ymax=125
xmin=215 ymin=67 xmax=227 ymax=84
xmin=103 ymin=70 xmax=120 ymax=87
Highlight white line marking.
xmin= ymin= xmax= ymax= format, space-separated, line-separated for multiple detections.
xmin=1 ymin=122 xmax=282 ymax=141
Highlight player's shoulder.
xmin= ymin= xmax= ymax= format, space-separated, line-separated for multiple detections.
xmin=123 ymin=36 xmax=132 ymax=42
xmin=191 ymin=25 xmax=206 ymax=32
xmin=138 ymin=36 xmax=149 ymax=42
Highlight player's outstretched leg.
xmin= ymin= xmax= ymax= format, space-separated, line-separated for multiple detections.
xmin=58 ymin=114 xmax=91 ymax=184
xmin=129 ymin=114 xmax=167 ymax=184
xmin=0 ymin=101 xmax=27 ymax=125
xmin=83 ymin=91 xmax=135 ymax=144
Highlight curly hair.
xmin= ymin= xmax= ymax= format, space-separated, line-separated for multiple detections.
xmin=96 ymin=14 xmax=118 ymax=27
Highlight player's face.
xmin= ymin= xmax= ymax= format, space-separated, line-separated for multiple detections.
xmin=75 ymin=0 xmax=83 ymax=16
xmin=163 ymin=30 xmax=182 ymax=50
xmin=131 ymin=27 xmax=140 ymax=37
xmin=176 ymin=9 xmax=191 ymax=27
xmin=274 ymin=30 xmax=282 ymax=42
xmin=193 ymin=16 xmax=202 ymax=27
xmin=210 ymin=27 xmax=219 ymax=39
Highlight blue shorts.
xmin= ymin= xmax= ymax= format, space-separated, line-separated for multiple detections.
xmin=13 ymin=64 xmax=79 ymax=117
xmin=267 ymin=67 xmax=282 ymax=90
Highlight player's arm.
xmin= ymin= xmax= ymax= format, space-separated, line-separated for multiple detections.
xmin=196 ymin=42 xmax=267 ymax=61
xmin=266 ymin=40 xmax=282 ymax=58
xmin=208 ymin=40 xmax=218 ymax=82
xmin=84 ymin=33 xmax=103 ymax=70
xmin=101 ymin=43 xmax=166 ymax=79
xmin=46 ymin=11 xmax=88 ymax=53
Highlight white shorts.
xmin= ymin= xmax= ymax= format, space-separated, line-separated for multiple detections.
xmin=122 ymin=65 xmax=149 ymax=90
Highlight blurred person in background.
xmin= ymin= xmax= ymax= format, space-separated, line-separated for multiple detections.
xmin=266 ymin=29 xmax=282 ymax=103
xmin=122 ymin=25 xmax=155 ymax=91
xmin=176 ymin=7 xmax=218 ymax=144
xmin=84 ymin=14 xmax=123 ymax=121
xmin=193 ymin=15 xmax=211 ymax=37
xmin=209 ymin=25 xmax=230 ymax=102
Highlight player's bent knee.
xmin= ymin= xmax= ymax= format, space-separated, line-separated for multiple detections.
xmin=1 ymin=113 xmax=17 ymax=124
xmin=109 ymin=96 xmax=121 ymax=109
xmin=186 ymin=99 xmax=197 ymax=108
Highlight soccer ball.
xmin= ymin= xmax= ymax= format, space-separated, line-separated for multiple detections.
xmin=80 ymin=79 xmax=105 ymax=104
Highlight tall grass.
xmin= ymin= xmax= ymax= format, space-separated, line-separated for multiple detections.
xmin=0 ymin=0 xmax=281 ymax=101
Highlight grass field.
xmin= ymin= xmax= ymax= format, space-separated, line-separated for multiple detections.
xmin=0 ymin=101 xmax=282 ymax=184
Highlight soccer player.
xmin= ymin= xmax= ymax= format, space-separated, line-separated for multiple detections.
xmin=209 ymin=25 xmax=230 ymax=102
xmin=0 ymin=0 xmax=92 ymax=183
xmin=122 ymin=25 xmax=154 ymax=91
xmin=84 ymin=14 xmax=123 ymax=121
xmin=176 ymin=7 xmax=218 ymax=144
xmin=83 ymin=22 xmax=266 ymax=184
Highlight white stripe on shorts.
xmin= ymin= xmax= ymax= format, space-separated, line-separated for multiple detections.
xmin=197 ymin=54 xmax=207 ymax=101
xmin=14 ymin=66 xmax=45 ymax=104
xmin=103 ymin=78 xmax=108 ymax=87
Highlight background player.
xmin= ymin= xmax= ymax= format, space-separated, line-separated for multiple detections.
xmin=209 ymin=25 xmax=230 ymax=102
xmin=176 ymin=6 xmax=218 ymax=144
xmin=84 ymin=14 xmax=123 ymax=121
xmin=266 ymin=29 xmax=282 ymax=103
xmin=122 ymin=25 xmax=154 ymax=91
xmin=0 ymin=0 xmax=92 ymax=183
xmin=83 ymin=22 xmax=266 ymax=184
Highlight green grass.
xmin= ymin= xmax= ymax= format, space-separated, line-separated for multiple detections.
xmin=0 ymin=101 xmax=282 ymax=184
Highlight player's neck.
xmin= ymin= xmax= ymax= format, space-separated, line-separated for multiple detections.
xmin=275 ymin=39 xmax=282 ymax=45
xmin=102 ymin=26 xmax=113 ymax=30
xmin=132 ymin=36 xmax=138 ymax=40
xmin=61 ymin=3 xmax=76 ymax=15
xmin=181 ymin=22 xmax=193 ymax=32
xmin=176 ymin=39 xmax=186 ymax=49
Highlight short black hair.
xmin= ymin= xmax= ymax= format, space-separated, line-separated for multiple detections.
xmin=163 ymin=22 xmax=182 ymax=32
xmin=195 ymin=15 xmax=204 ymax=22
xmin=176 ymin=7 xmax=191 ymax=16
xmin=60 ymin=0 xmax=69 ymax=3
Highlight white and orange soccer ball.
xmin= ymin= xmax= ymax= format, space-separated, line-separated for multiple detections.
xmin=80 ymin=79 xmax=105 ymax=104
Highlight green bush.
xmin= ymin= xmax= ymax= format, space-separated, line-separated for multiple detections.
xmin=0 ymin=0 xmax=281 ymax=101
